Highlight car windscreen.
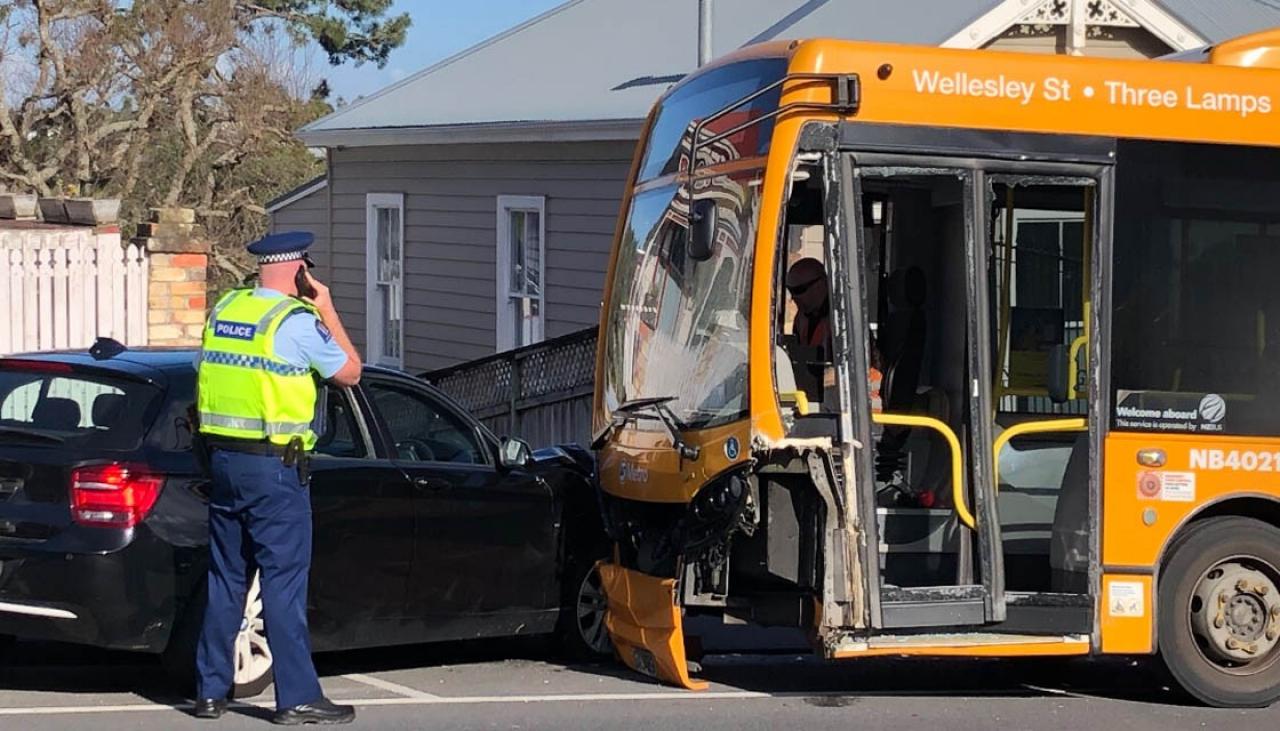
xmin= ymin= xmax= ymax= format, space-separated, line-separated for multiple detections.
xmin=0 ymin=366 xmax=162 ymax=451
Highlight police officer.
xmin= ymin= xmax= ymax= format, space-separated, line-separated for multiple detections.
xmin=192 ymin=231 xmax=361 ymax=724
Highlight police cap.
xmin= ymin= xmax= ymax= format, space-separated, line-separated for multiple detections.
xmin=247 ymin=231 xmax=315 ymax=267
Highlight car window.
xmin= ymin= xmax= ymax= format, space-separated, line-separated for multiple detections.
xmin=312 ymin=386 xmax=367 ymax=459
xmin=0 ymin=368 xmax=161 ymax=450
xmin=366 ymin=381 xmax=486 ymax=465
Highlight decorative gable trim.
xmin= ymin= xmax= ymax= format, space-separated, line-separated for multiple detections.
xmin=944 ymin=0 xmax=1205 ymax=54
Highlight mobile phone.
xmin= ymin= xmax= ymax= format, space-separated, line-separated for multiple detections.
xmin=295 ymin=265 xmax=317 ymax=300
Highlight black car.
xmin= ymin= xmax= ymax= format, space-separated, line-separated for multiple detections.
xmin=0 ymin=345 xmax=610 ymax=696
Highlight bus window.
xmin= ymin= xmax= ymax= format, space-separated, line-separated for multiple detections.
xmin=601 ymin=170 xmax=763 ymax=430
xmin=859 ymin=171 xmax=970 ymax=526
xmin=638 ymin=58 xmax=787 ymax=182
xmin=988 ymin=183 xmax=1090 ymax=417
xmin=776 ymin=162 xmax=884 ymax=421
xmin=777 ymin=164 xmax=832 ymax=411
xmin=1112 ymin=141 xmax=1280 ymax=438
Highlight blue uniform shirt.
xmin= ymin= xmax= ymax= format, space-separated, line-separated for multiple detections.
xmin=256 ymin=288 xmax=349 ymax=380
xmin=196 ymin=288 xmax=348 ymax=379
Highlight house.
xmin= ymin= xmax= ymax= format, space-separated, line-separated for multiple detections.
xmin=269 ymin=0 xmax=1280 ymax=373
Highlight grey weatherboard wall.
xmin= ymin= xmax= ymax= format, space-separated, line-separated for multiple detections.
xmin=312 ymin=140 xmax=634 ymax=372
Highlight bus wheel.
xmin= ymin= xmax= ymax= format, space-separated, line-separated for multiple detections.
xmin=1159 ymin=516 xmax=1280 ymax=708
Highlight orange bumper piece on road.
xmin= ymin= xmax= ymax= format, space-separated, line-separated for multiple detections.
xmin=597 ymin=561 xmax=708 ymax=691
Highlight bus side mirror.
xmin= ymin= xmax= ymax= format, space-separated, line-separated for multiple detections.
xmin=689 ymin=199 xmax=717 ymax=262
xmin=1048 ymin=343 xmax=1070 ymax=404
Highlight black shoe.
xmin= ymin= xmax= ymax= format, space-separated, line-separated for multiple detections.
xmin=192 ymin=698 xmax=228 ymax=719
xmin=272 ymin=698 xmax=355 ymax=725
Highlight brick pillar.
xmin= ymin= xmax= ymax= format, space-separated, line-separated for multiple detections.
xmin=135 ymin=208 xmax=210 ymax=346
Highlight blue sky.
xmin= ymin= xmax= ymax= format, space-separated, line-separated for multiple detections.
xmin=318 ymin=0 xmax=565 ymax=103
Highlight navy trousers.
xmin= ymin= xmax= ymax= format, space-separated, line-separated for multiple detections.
xmin=195 ymin=449 xmax=322 ymax=710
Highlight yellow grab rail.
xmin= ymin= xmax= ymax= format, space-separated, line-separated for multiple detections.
xmin=1066 ymin=335 xmax=1088 ymax=400
xmin=779 ymin=390 xmax=811 ymax=416
xmin=992 ymin=418 xmax=1088 ymax=489
xmin=871 ymin=413 xmax=975 ymax=530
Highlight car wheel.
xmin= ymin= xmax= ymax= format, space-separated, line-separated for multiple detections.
xmin=231 ymin=571 xmax=274 ymax=699
xmin=163 ymin=571 xmax=274 ymax=700
xmin=1159 ymin=516 xmax=1280 ymax=708
xmin=557 ymin=548 xmax=613 ymax=661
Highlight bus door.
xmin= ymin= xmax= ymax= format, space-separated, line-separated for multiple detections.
xmin=983 ymin=173 xmax=1103 ymax=625
xmin=833 ymin=147 xmax=1113 ymax=636
xmin=830 ymin=155 xmax=1001 ymax=629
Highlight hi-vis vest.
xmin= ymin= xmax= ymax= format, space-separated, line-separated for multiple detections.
xmin=197 ymin=289 xmax=318 ymax=449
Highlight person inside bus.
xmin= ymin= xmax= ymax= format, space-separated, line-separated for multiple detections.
xmin=785 ymin=258 xmax=882 ymax=412
xmin=787 ymin=257 xmax=831 ymax=355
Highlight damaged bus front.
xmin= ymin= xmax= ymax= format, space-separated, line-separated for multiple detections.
xmin=591 ymin=45 xmax=869 ymax=689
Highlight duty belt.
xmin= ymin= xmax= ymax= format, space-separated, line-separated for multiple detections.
xmin=205 ymin=437 xmax=290 ymax=457
xmin=206 ymin=436 xmax=311 ymax=486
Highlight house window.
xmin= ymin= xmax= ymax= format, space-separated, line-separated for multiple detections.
xmin=366 ymin=193 xmax=404 ymax=368
xmin=496 ymin=195 xmax=546 ymax=351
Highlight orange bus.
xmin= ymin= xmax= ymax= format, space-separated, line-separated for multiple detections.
xmin=590 ymin=29 xmax=1280 ymax=707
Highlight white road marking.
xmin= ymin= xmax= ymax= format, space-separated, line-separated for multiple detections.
xmin=347 ymin=690 xmax=769 ymax=705
xmin=0 ymin=690 xmax=770 ymax=717
xmin=341 ymin=673 xmax=442 ymax=699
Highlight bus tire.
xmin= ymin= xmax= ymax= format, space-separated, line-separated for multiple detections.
xmin=1158 ymin=516 xmax=1280 ymax=708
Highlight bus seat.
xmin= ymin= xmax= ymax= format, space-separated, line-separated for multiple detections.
xmin=902 ymin=388 xmax=953 ymax=498
xmin=1049 ymin=434 xmax=1090 ymax=593
xmin=876 ymin=267 xmax=928 ymax=482
xmin=878 ymin=266 xmax=927 ymax=389
xmin=880 ymin=266 xmax=927 ymax=412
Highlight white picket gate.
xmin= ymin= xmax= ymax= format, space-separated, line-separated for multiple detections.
xmin=0 ymin=228 xmax=149 ymax=355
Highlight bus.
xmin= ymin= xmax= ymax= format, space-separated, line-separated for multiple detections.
xmin=589 ymin=28 xmax=1280 ymax=708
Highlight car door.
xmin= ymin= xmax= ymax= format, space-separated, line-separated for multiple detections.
xmin=305 ymin=384 xmax=417 ymax=650
xmin=361 ymin=375 xmax=559 ymax=642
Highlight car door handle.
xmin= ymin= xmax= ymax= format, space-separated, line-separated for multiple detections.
xmin=414 ymin=477 xmax=445 ymax=491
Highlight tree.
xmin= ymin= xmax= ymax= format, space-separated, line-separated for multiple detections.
xmin=0 ymin=0 xmax=409 ymax=289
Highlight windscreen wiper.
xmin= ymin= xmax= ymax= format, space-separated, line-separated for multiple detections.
xmin=591 ymin=397 xmax=701 ymax=465
xmin=0 ymin=427 xmax=66 ymax=444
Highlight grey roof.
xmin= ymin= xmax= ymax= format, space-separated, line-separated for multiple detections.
xmin=265 ymin=174 xmax=327 ymax=213
xmin=300 ymin=0 xmax=995 ymax=139
xmin=1162 ymin=0 xmax=1280 ymax=42
xmin=299 ymin=0 xmax=1280 ymax=142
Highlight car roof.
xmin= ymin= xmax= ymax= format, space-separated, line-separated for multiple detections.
xmin=3 ymin=347 xmax=456 ymax=399
xmin=1 ymin=346 xmax=193 ymax=382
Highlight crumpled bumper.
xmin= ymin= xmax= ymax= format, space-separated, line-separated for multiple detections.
xmin=597 ymin=561 xmax=707 ymax=691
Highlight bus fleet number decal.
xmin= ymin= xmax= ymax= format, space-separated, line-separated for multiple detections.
xmin=1189 ymin=449 xmax=1280 ymax=472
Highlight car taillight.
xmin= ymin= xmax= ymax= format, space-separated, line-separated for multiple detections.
xmin=70 ymin=464 xmax=164 ymax=529
xmin=0 ymin=359 xmax=74 ymax=373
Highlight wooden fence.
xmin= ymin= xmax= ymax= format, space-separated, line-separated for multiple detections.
xmin=0 ymin=227 xmax=149 ymax=355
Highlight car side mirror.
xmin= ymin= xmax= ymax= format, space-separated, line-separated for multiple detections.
xmin=1048 ymin=343 xmax=1070 ymax=404
xmin=498 ymin=437 xmax=531 ymax=469
xmin=689 ymin=198 xmax=717 ymax=262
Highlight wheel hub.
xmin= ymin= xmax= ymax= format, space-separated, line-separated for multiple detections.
xmin=1192 ymin=561 xmax=1280 ymax=664
xmin=577 ymin=567 xmax=613 ymax=655
xmin=234 ymin=571 xmax=273 ymax=685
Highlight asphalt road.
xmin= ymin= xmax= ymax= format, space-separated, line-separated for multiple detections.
xmin=0 ymin=637 xmax=1277 ymax=730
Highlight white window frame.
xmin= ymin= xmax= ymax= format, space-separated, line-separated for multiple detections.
xmin=365 ymin=192 xmax=405 ymax=369
xmin=496 ymin=195 xmax=547 ymax=351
